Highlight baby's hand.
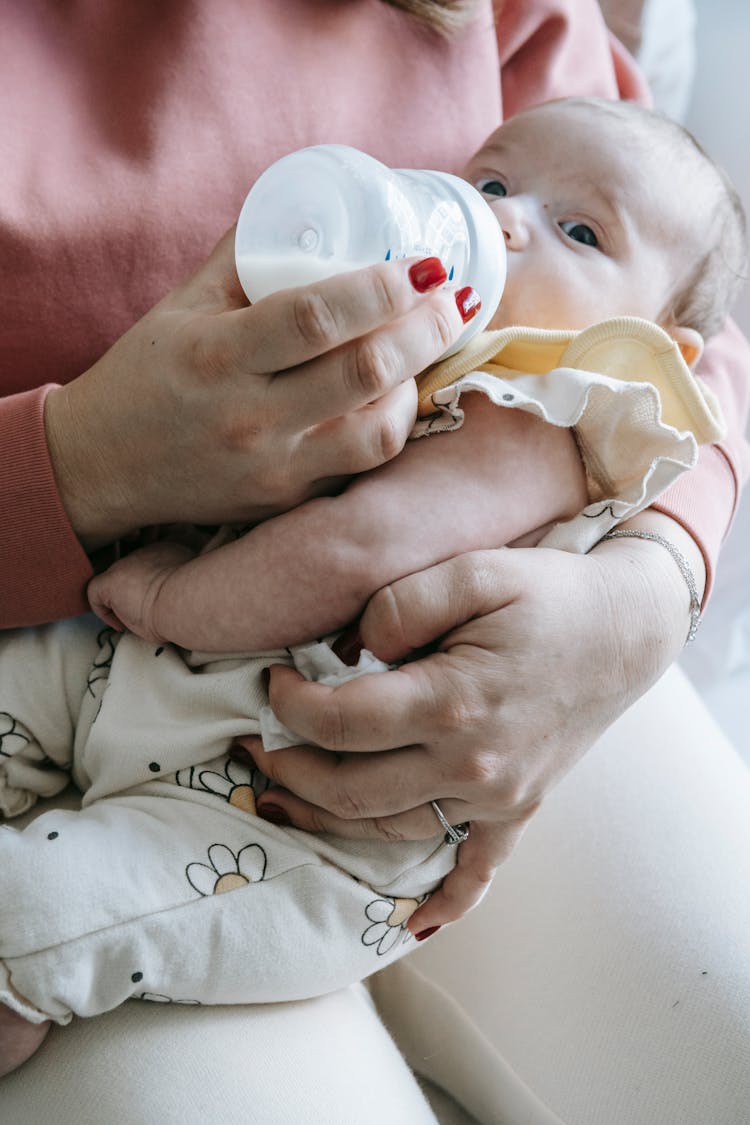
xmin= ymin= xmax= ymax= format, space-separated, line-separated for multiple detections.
xmin=88 ymin=541 xmax=196 ymax=642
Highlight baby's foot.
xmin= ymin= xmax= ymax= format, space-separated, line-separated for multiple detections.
xmin=0 ymin=1002 xmax=50 ymax=1076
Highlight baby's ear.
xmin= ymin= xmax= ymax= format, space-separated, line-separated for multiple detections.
xmin=670 ymin=326 xmax=704 ymax=369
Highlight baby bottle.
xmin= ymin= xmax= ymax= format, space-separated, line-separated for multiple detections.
xmin=234 ymin=144 xmax=506 ymax=359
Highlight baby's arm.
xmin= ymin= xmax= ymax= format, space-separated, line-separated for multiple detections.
xmin=88 ymin=395 xmax=588 ymax=652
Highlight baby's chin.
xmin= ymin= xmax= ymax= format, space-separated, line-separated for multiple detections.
xmin=487 ymin=306 xmax=587 ymax=332
xmin=486 ymin=307 xmax=510 ymax=330
xmin=487 ymin=307 xmax=532 ymax=330
xmin=486 ymin=301 xmax=541 ymax=330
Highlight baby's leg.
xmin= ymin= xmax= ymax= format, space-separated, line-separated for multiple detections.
xmin=0 ymin=775 xmax=452 ymax=1047
xmin=0 ymin=616 xmax=109 ymax=818
xmin=100 ymin=395 xmax=587 ymax=653
xmin=0 ymin=617 xmax=113 ymax=1073
xmin=0 ymin=1001 xmax=49 ymax=1077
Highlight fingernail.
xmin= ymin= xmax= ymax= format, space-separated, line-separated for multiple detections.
xmin=332 ymin=625 xmax=363 ymax=667
xmin=257 ymin=803 xmax=292 ymax=827
xmin=414 ymin=925 xmax=442 ymax=943
xmin=455 ymin=286 xmax=481 ymax=323
xmin=261 ymin=667 xmax=271 ymax=691
xmin=408 ymin=257 xmax=447 ymax=293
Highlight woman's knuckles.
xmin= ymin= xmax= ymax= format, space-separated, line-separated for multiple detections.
xmin=326 ymin=784 xmax=376 ymax=821
xmin=371 ymin=404 xmax=408 ymax=466
xmin=446 ymin=550 xmax=507 ymax=615
xmin=349 ymin=335 xmax=400 ymax=401
xmin=292 ymin=288 xmax=341 ymax=351
xmin=426 ymin=302 xmax=459 ymax=359
xmin=371 ymin=816 xmax=411 ymax=843
xmin=301 ymin=698 xmax=354 ymax=754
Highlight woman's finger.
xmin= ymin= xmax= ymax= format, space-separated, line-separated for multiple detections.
xmin=360 ymin=549 xmax=521 ymax=663
xmin=265 ymin=653 xmax=483 ymax=755
xmin=226 ymin=257 xmax=458 ymax=383
xmin=235 ymin=734 xmax=446 ymax=819
xmin=253 ymin=780 xmax=475 ymax=843
xmin=294 ymin=380 xmax=419 ymax=483
xmin=174 ymin=225 xmax=249 ymax=313
xmin=407 ymin=818 xmax=531 ymax=934
xmin=266 ymin=283 xmax=461 ymax=430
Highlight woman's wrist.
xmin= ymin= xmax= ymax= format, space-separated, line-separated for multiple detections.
xmin=591 ymin=510 xmax=706 ymax=653
xmin=44 ymin=382 xmax=140 ymax=552
xmin=602 ymin=527 xmax=701 ymax=644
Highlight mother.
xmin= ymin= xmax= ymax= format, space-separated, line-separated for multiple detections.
xmin=2 ymin=1 xmax=749 ymax=1121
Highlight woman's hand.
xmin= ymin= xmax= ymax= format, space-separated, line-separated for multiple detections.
xmin=238 ymin=511 xmax=704 ymax=935
xmin=44 ymin=232 xmax=463 ymax=549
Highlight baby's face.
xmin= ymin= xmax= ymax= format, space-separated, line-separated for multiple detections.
xmin=464 ymin=101 xmax=694 ymax=332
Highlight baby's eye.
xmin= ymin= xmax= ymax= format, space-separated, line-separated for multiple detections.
xmin=559 ymin=220 xmax=598 ymax=247
xmin=476 ymin=179 xmax=507 ymax=198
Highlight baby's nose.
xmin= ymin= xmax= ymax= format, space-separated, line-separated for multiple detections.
xmin=492 ymin=197 xmax=530 ymax=250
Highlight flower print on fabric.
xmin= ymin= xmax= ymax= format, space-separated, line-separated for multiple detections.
xmin=86 ymin=628 xmax=118 ymax=697
xmin=0 ymin=712 xmax=30 ymax=759
xmin=361 ymin=894 xmax=420 ymax=956
xmin=0 ymin=711 xmax=68 ymax=779
xmin=176 ymin=755 xmax=269 ymax=816
xmin=87 ymin=626 xmax=120 ymax=725
xmin=186 ymin=842 xmax=267 ymax=896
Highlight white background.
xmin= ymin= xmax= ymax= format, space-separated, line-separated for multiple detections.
xmin=680 ymin=0 xmax=750 ymax=757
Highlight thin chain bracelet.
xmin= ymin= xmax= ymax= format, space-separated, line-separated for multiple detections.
xmin=601 ymin=529 xmax=702 ymax=645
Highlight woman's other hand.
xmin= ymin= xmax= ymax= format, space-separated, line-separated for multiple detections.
xmin=238 ymin=511 xmax=704 ymax=934
xmin=44 ymin=232 xmax=463 ymax=550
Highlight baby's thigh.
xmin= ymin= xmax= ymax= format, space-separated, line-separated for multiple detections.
xmin=0 ymin=785 xmax=444 ymax=1024
xmin=0 ymin=617 xmax=114 ymax=814
xmin=0 ymin=615 xmax=109 ymax=738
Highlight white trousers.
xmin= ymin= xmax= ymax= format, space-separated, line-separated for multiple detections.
xmin=0 ymin=617 xmax=452 ymax=1024
xmin=2 ymin=666 xmax=749 ymax=1124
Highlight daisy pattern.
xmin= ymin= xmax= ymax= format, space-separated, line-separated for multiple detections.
xmin=361 ymin=894 xmax=420 ymax=956
xmin=0 ymin=712 xmax=30 ymax=759
xmin=86 ymin=628 xmax=118 ymax=697
xmin=176 ymin=755 xmax=268 ymax=816
xmin=0 ymin=714 xmax=66 ymax=779
xmin=186 ymin=842 xmax=267 ymax=896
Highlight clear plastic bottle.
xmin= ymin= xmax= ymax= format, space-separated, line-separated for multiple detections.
xmin=235 ymin=144 xmax=506 ymax=358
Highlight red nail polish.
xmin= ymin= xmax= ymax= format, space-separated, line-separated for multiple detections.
xmin=408 ymin=257 xmax=448 ymax=293
xmin=455 ymin=286 xmax=481 ymax=323
xmin=414 ymin=925 xmax=442 ymax=942
xmin=332 ymin=625 xmax=363 ymax=667
xmin=257 ymin=803 xmax=292 ymax=827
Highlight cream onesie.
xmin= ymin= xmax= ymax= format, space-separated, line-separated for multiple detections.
xmin=0 ymin=317 xmax=723 ymax=1028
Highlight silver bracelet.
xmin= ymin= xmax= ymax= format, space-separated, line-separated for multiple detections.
xmin=601 ymin=529 xmax=702 ymax=645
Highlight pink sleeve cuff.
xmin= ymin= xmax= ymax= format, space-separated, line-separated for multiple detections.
xmin=652 ymin=443 xmax=740 ymax=607
xmin=0 ymin=385 xmax=92 ymax=627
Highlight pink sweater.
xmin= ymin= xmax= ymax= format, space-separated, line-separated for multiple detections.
xmin=2 ymin=0 xmax=748 ymax=626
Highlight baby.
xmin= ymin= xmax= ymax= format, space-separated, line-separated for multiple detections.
xmin=87 ymin=95 xmax=740 ymax=651
xmin=0 ymin=97 xmax=744 ymax=1074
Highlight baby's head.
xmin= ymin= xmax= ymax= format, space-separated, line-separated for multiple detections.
xmin=465 ymin=97 xmax=747 ymax=363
